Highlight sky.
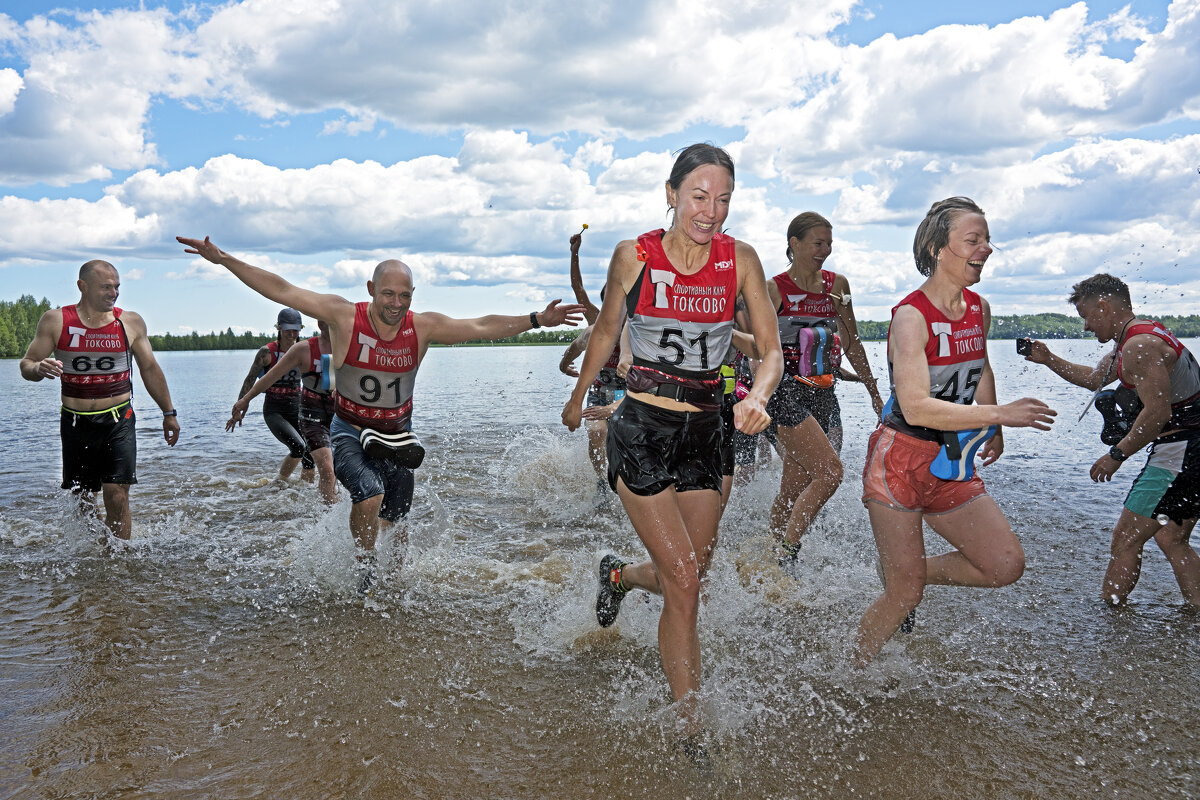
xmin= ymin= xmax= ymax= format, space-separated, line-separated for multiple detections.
xmin=0 ymin=0 xmax=1197 ymax=336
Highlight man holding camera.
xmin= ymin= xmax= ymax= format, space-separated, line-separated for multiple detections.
xmin=1022 ymin=273 xmax=1200 ymax=607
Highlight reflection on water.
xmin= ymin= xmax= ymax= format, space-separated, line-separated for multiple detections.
xmin=2 ymin=343 xmax=1198 ymax=798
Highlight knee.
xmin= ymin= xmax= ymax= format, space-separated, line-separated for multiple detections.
xmin=1153 ymin=525 xmax=1190 ymax=555
xmin=103 ymin=484 xmax=129 ymax=507
xmin=1110 ymin=529 xmax=1147 ymax=561
xmin=820 ymin=456 xmax=844 ymax=490
xmin=658 ymin=562 xmax=701 ymax=616
xmin=984 ymin=541 xmax=1025 ymax=587
xmin=352 ymin=494 xmax=384 ymax=519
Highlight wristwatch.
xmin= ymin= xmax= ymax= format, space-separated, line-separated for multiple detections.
xmin=1108 ymin=444 xmax=1127 ymax=462
xmin=529 ymin=311 xmax=541 ymax=329
xmin=163 ymin=409 xmax=178 ymax=418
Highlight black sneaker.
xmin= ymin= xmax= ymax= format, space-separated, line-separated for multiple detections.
xmin=776 ymin=537 xmax=801 ymax=568
xmin=596 ymin=554 xmax=628 ymax=627
xmin=679 ymin=735 xmax=716 ymax=775
xmin=356 ymin=552 xmax=378 ymax=598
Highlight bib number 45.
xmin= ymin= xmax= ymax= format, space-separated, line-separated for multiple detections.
xmin=933 ymin=366 xmax=982 ymax=404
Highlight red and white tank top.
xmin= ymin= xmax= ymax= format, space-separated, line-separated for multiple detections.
xmin=625 ymin=229 xmax=737 ymax=376
xmin=885 ymin=288 xmax=987 ymax=441
xmin=1117 ymin=320 xmax=1200 ymax=431
xmin=772 ymin=269 xmax=841 ymax=378
xmin=262 ymin=340 xmax=301 ymax=399
xmin=334 ymin=303 xmax=418 ymax=432
xmin=54 ymin=305 xmax=132 ymax=400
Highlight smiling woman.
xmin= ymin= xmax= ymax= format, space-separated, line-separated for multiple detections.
xmin=561 ymin=143 xmax=783 ymax=758
xmin=856 ymin=196 xmax=1058 ymax=664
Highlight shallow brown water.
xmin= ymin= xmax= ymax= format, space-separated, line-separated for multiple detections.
xmin=2 ymin=344 xmax=1198 ymax=799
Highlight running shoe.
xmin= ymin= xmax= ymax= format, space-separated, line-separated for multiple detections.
xmin=776 ymin=537 xmax=801 ymax=568
xmin=596 ymin=554 xmax=628 ymax=627
xmin=356 ymin=551 xmax=378 ymax=598
xmin=679 ymin=735 xmax=716 ymax=775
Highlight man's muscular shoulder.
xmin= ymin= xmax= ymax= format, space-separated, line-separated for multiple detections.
xmin=39 ymin=306 xmax=65 ymax=330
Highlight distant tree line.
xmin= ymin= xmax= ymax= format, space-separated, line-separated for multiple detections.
xmin=0 ymin=295 xmax=51 ymax=358
xmin=450 ymin=329 xmax=580 ymax=346
xmin=148 ymin=329 xmax=277 ymax=351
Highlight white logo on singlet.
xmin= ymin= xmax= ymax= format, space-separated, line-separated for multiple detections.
xmin=649 ymin=269 xmax=676 ymax=309
xmin=787 ymin=294 xmax=807 ymax=311
xmin=357 ymin=332 xmax=378 ymax=363
xmin=931 ymin=322 xmax=952 ymax=357
xmin=68 ymin=326 xmax=87 ymax=348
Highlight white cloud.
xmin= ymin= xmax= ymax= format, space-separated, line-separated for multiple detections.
xmin=0 ymin=67 xmax=20 ymax=115
xmin=179 ymin=0 xmax=853 ymax=137
xmin=738 ymin=1 xmax=1200 ymax=187
xmin=504 ymin=286 xmax=548 ymax=304
xmin=0 ymin=8 xmax=201 ymax=185
xmin=0 ymin=194 xmax=160 ymax=259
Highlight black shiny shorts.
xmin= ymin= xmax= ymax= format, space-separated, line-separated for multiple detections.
xmin=606 ymin=397 xmax=722 ymax=496
xmin=60 ymin=403 xmax=138 ymax=491
xmin=765 ymin=378 xmax=840 ymax=432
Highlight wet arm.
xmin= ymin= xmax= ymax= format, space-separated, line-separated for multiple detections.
xmin=240 ymin=348 xmax=269 ymax=397
xmin=560 ymin=328 xmax=591 ymax=377
xmin=125 ymin=314 xmax=180 ymax=445
xmin=242 ymin=340 xmax=309 ymax=404
xmin=569 ymin=234 xmax=600 ymax=324
xmin=19 ymin=310 xmax=63 ymax=381
xmin=736 ymin=245 xmax=782 ymax=406
xmin=568 ymin=244 xmax=636 ymax=409
xmin=1030 ymin=343 xmax=1115 ymax=390
xmin=418 ymin=299 xmax=585 ymax=346
xmin=177 ymin=236 xmax=351 ymax=325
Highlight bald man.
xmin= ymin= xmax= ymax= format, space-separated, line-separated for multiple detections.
xmin=20 ymin=260 xmax=180 ymax=541
xmin=177 ymin=236 xmax=584 ymax=588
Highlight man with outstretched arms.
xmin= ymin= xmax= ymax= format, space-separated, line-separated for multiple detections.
xmin=20 ymin=260 xmax=180 ymax=541
xmin=177 ymin=236 xmax=585 ymax=568
xmin=1024 ymin=273 xmax=1200 ymax=606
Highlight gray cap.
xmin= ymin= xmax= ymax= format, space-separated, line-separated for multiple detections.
xmin=277 ymin=308 xmax=303 ymax=331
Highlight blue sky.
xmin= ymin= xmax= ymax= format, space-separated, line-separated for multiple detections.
xmin=1 ymin=0 xmax=1197 ymax=336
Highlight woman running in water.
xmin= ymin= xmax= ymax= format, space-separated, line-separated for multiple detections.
xmin=855 ymin=197 xmax=1055 ymax=665
xmin=561 ymin=143 xmax=781 ymax=748
xmin=765 ymin=212 xmax=884 ymax=563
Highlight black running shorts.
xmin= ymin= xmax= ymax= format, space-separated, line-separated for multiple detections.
xmin=606 ymin=397 xmax=722 ymax=496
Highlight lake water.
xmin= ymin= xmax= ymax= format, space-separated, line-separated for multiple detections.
xmin=1 ymin=339 xmax=1197 ymax=799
